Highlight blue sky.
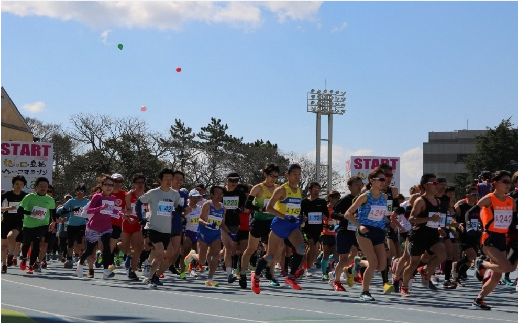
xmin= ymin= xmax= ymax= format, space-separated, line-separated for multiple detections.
xmin=1 ymin=1 xmax=518 ymax=193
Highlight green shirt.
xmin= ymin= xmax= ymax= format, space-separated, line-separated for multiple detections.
xmin=19 ymin=193 xmax=56 ymax=228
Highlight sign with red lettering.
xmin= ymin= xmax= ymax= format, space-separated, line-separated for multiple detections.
xmin=345 ymin=156 xmax=400 ymax=192
xmin=1 ymin=141 xmax=53 ymax=192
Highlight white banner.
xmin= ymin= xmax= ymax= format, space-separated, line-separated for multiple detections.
xmin=346 ymin=156 xmax=400 ymax=192
xmin=1 ymin=141 xmax=53 ymax=192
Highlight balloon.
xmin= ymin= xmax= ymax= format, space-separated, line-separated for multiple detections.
xmin=176 ymin=67 xmax=181 ymax=72
xmin=118 ymin=44 xmax=123 ymax=50
xmin=140 ymin=106 xmax=147 ymax=112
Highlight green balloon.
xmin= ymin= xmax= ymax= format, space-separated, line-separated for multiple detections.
xmin=117 ymin=44 xmax=123 ymax=50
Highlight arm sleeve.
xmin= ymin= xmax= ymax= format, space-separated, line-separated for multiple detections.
xmin=135 ymin=199 xmax=144 ymax=221
xmin=465 ymin=204 xmax=481 ymax=227
xmin=86 ymin=195 xmax=104 ymax=215
xmin=245 ymin=195 xmax=260 ymax=211
xmin=50 ymin=209 xmax=57 ymax=222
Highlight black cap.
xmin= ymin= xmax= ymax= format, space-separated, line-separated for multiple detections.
xmin=195 ymin=183 xmax=206 ymax=190
xmin=227 ymin=172 xmax=240 ymax=178
xmin=437 ymin=177 xmax=447 ymax=183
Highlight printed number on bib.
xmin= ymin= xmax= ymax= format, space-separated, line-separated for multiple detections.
xmin=208 ymin=219 xmax=221 ymax=228
xmin=438 ymin=213 xmax=447 ymax=228
xmin=308 ymin=212 xmax=322 ymax=224
xmin=285 ymin=202 xmax=301 ymax=216
xmin=470 ymin=219 xmax=479 ymax=231
xmin=367 ymin=206 xmax=386 ymax=222
xmin=426 ymin=212 xmax=440 ymax=229
xmin=493 ymin=210 xmax=513 ymax=230
xmin=190 ymin=217 xmax=200 ymax=224
xmin=386 ymin=200 xmax=393 ymax=216
xmin=31 ymin=206 xmax=47 ymax=220
xmin=157 ymin=201 xmax=174 ymax=216
xmin=100 ymin=200 xmax=115 ymax=215
xmin=223 ymin=196 xmax=239 ymax=210
xmin=8 ymin=202 xmax=19 ymax=214
xmin=347 ymin=221 xmax=357 ymax=231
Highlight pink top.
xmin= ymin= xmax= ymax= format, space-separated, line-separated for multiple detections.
xmin=86 ymin=193 xmax=122 ymax=232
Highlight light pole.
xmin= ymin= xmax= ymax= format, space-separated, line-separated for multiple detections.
xmin=307 ymin=89 xmax=346 ymax=193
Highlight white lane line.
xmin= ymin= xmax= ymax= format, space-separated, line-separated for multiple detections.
xmin=2 ymin=303 xmax=103 ymax=323
xmin=2 ymin=279 xmax=267 ymax=323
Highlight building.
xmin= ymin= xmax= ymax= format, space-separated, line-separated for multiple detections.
xmin=1 ymin=87 xmax=33 ymax=141
xmin=423 ymin=129 xmax=487 ymax=185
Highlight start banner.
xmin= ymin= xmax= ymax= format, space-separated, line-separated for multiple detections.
xmin=345 ymin=156 xmax=400 ymax=192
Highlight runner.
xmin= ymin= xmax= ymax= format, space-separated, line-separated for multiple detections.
xmin=301 ymin=182 xmax=328 ymax=277
xmin=197 ymin=185 xmax=227 ymax=286
xmin=345 ymin=167 xmax=390 ymax=301
xmin=183 ymin=189 xmax=203 ymax=277
xmin=236 ymin=183 xmax=252 ymax=278
xmin=330 ymin=176 xmax=363 ymax=291
xmin=109 ymin=173 xmax=127 ymax=270
xmin=239 ymin=163 xmax=280 ymax=289
xmin=58 ymin=184 xmax=89 ymax=270
xmin=222 ymin=172 xmax=247 ymax=284
xmin=1 ymin=175 xmax=28 ymax=274
xmin=122 ymin=173 xmax=146 ymax=280
xmin=502 ymin=171 xmax=518 ymax=286
xmin=18 ymin=177 xmax=56 ymax=274
xmin=135 ymin=168 xmax=182 ymax=288
xmin=251 ymin=163 xmax=304 ymax=294
xmin=470 ymin=170 xmax=516 ymax=310
xmin=76 ymin=175 xmax=125 ymax=280
xmin=38 ymin=185 xmax=57 ymax=270
xmin=401 ymin=174 xmax=447 ymax=297
xmin=320 ymin=190 xmax=340 ymax=280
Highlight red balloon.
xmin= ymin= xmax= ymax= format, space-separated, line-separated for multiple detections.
xmin=176 ymin=67 xmax=182 ymax=73
xmin=140 ymin=106 xmax=147 ymax=112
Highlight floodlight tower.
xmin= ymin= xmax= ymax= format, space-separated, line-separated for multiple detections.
xmin=307 ymin=89 xmax=346 ymax=193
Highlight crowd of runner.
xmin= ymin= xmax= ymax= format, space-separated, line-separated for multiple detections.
xmin=1 ymin=164 xmax=517 ymax=310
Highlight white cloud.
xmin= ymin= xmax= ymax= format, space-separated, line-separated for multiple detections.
xmin=399 ymin=147 xmax=423 ymax=196
xmin=331 ymin=22 xmax=348 ymax=33
xmin=101 ymin=30 xmax=112 ymax=45
xmin=22 ymin=101 xmax=46 ymax=113
xmin=2 ymin=1 xmax=323 ymax=31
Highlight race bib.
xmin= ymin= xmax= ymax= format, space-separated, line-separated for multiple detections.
xmin=308 ymin=212 xmax=322 ymax=224
xmin=157 ymin=201 xmax=174 ymax=216
xmin=399 ymin=215 xmax=411 ymax=232
xmin=285 ymin=202 xmax=301 ymax=216
xmin=73 ymin=208 xmax=82 ymax=217
xmin=367 ymin=205 xmax=386 ymax=222
xmin=31 ymin=206 xmax=47 ymax=220
xmin=327 ymin=220 xmax=337 ymax=232
xmin=100 ymin=200 xmax=115 ymax=215
xmin=470 ymin=219 xmax=479 ymax=231
xmin=208 ymin=218 xmax=222 ymax=228
xmin=223 ymin=196 xmax=239 ymax=210
xmin=386 ymin=200 xmax=393 ymax=217
xmin=438 ymin=213 xmax=446 ymax=228
xmin=426 ymin=212 xmax=441 ymax=229
xmin=263 ymin=199 xmax=270 ymax=208
xmin=130 ymin=202 xmax=145 ymax=216
xmin=347 ymin=221 xmax=357 ymax=231
xmin=8 ymin=202 xmax=19 ymax=214
xmin=190 ymin=217 xmax=200 ymax=224
xmin=494 ymin=210 xmax=513 ymax=230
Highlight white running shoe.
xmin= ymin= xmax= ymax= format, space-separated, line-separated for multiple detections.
xmin=76 ymin=261 xmax=84 ymax=278
xmin=103 ymin=269 xmax=115 ymax=279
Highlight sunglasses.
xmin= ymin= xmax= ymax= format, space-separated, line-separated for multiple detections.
xmin=268 ymin=174 xmax=278 ymax=179
xmin=103 ymin=183 xmax=114 ymax=187
xmin=372 ymin=177 xmax=386 ymax=182
xmin=426 ymin=181 xmax=438 ymax=186
xmin=329 ymin=195 xmax=341 ymax=199
xmin=228 ymin=178 xmax=240 ymax=183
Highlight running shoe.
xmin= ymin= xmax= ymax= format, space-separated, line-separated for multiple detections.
xmin=354 ymin=272 xmax=363 ymax=284
xmin=170 ymin=265 xmax=180 ymax=275
xmin=33 ymin=263 xmax=41 ymax=273
xmin=427 ymin=281 xmax=438 ymax=291
xmin=322 ymin=274 xmax=329 ymax=281
xmin=269 ymin=278 xmax=280 ymax=287
xmin=239 ymin=275 xmax=247 ymax=289
xmin=87 ymin=269 xmax=95 ymax=278
xmin=12 ymin=258 xmax=17 ymax=267
xmin=128 ymin=271 xmax=138 ymax=280
xmin=228 ymin=273 xmax=237 ymax=283
xmin=179 ymin=272 xmax=187 ymax=280
xmin=453 ymin=278 xmax=465 ymax=287
xmin=7 ymin=255 xmax=14 ymax=267
xmin=151 ymin=275 xmax=163 ymax=286
xmin=26 ymin=265 xmax=34 ymax=274
xmin=382 ymin=282 xmax=394 ymax=294
xmin=1 ymin=265 xmax=7 ymax=274
xmin=284 ymin=277 xmax=302 ymax=290
xmin=196 ymin=264 xmax=204 ymax=272
xmin=472 ymin=298 xmax=491 ymax=310
xmin=159 ymin=273 xmax=164 ymax=278
xmin=442 ymin=280 xmax=457 ymax=289
xmin=359 ymin=291 xmax=375 ymax=301
xmin=103 ymin=269 xmax=115 ymax=280
xmin=64 ymin=260 xmax=73 ymax=269
xmin=418 ymin=267 xmax=428 ymax=287
xmin=108 ymin=264 xmax=116 ymax=272
xmin=304 ymin=269 xmax=314 ymax=277
xmin=346 ymin=271 xmax=355 ymax=288
xmin=400 ymin=286 xmax=410 ymax=297
xmin=76 ymin=261 xmax=84 ymax=278
xmin=353 ymin=256 xmax=362 ymax=276
xmin=20 ymin=258 xmax=27 ymax=271
xmin=41 ymin=260 xmax=47 ymax=269
xmin=189 ymin=270 xmax=198 ymax=278
xmin=205 ymin=280 xmax=219 ymax=287
xmin=251 ymin=273 xmax=261 ymax=294
xmin=184 ymin=250 xmax=196 ymax=267
xmin=142 ymin=260 xmax=151 ymax=279
xmin=502 ymin=277 xmax=515 ymax=286
xmin=392 ymin=279 xmax=401 ymax=293
xmin=146 ymin=278 xmax=157 ymax=289
xmin=294 ymin=268 xmax=305 ymax=279
xmin=333 ymin=281 xmax=346 ymax=292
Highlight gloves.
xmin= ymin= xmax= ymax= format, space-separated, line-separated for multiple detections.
xmin=207 ymin=222 xmax=217 ymax=229
xmin=228 ymin=232 xmax=237 ymax=242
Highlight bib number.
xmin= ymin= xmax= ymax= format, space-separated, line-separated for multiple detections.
xmin=470 ymin=219 xmax=479 ymax=231
xmin=223 ymin=196 xmax=239 ymax=210
xmin=386 ymin=200 xmax=393 ymax=217
xmin=494 ymin=210 xmax=513 ymax=230
xmin=157 ymin=201 xmax=174 ymax=216
xmin=285 ymin=202 xmax=301 ymax=216
xmin=347 ymin=221 xmax=357 ymax=231
xmin=426 ymin=212 xmax=440 ymax=229
xmin=367 ymin=206 xmax=386 ymax=222
xmin=100 ymin=200 xmax=115 ymax=215
xmin=308 ymin=212 xmax=322 ymax=224
xmin=31 ymin=206 xmax=47 ymax=220
xmin=8 ymin=202 xmax=19 ymax=214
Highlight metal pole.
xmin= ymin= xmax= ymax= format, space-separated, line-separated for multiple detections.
xmin=328 ymin=113 xmax=333 ymax=193
xmin=316 ymin=113 xmax=321 ymax=182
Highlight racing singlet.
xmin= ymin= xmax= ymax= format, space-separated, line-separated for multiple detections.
xmin=481 ymin=193 xmax=514 ymax=234
xmin=253 ymin=183 xmax=277 ymax=221
xmin=274 ymin=183 xmax=302 ymax=217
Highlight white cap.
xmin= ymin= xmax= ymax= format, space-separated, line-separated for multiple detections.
xmin=111 ymin=173 xmax=124 ymax=180
xmin=189 ymin=189 xmax=202 ymax=197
